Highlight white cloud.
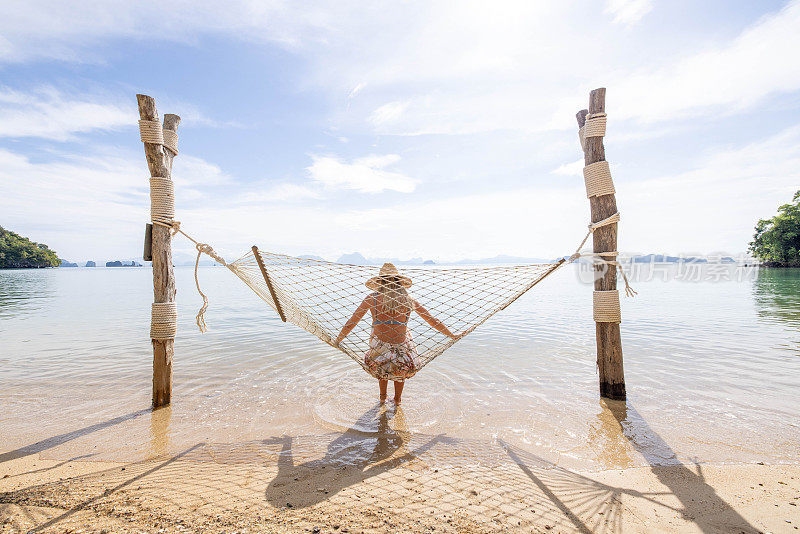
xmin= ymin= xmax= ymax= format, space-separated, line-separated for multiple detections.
xmin=369 ymin=101 xmax=408 ymax=126
xmin=612 ymin=1 xmax=800 ymax=123
xmin=551 ymin=159 xmax=584 ymax=177
xmin=348 ymin=83 xmax=366 ymax=99
xmin=306 ymin=154 xmax=416 ymax=193
xmin=173 ymin=155 xmax=233 ymax=187
xmin=6 ymin=122 xmax=797 ymax=264
xmin=2 ymin=1 xmax=799 ymax=263
xmin=0 ymin=0 xmax=322 ymax=64
xmin=2 ymin=2 xmax=798 ymax=137
xmin=604 ymin=0 xmax=653 ymax=25
xmin=0 ymin=87 xmax=134 ymax=140
xmin=620 ymin=124 xmax=800 ymax=254
xmin=0 ymin=146 xmax=241 ymax=261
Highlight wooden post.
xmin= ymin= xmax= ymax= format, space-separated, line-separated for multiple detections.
xmin=576 ymin=88 xmax=626 ymax=400
xmin=137 ymin=95 xmax=181 ymax=408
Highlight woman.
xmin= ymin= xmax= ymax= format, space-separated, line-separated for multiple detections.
xmin=334 ymin=263 xmax=462 ymax=405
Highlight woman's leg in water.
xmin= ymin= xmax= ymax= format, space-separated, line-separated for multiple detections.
xmin=393 ymin=380 xmax=405 ymax=405
xmin=379 ymin=379 xmax=388 ymax=403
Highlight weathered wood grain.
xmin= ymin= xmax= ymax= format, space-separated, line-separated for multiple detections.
xmin=576 ymin=88 xmax=626 ymax=400
xmin=137 ymin=95 xmax=180 ymax=408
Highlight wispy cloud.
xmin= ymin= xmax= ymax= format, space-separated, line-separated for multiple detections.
xmin=369 ymin=101 xmax=408 ymax=126
xmin=0 ymin=87 xmax=134 ymax=140
xmin=3 ymin=2 xmax=798 ymax=136
xmin=1 ymin=1 xmax=798 ymax=262
xmin=307 ymin=154 xmax=417 ymax=193
xmin=6 ymin=120 xmax=797 ymax=263
xmin=620 ymin=124 xmax=800 ymax=254
xmin=0 ymin=145 xmax=242 ymax=260
xmin=613 ymin=0 xmax=800 ymax=123
xmin=604 ymin=0 xmax=653 ymax=25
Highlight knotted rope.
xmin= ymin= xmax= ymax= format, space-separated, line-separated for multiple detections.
xmin=568 ymin=212 xmax=620 ymax=261
xmin=567 ymin=212 xmax=637 ymax=301
xmin=160 ymin=220 xmax=230 ymax=334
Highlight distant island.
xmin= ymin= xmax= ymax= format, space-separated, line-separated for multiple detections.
xmin=106 ymin=260 xmax=142 ymax=267
xmin=335 ymin=252 xmax=440 ymax=265
xmin=0 ymin=226 xmax=60 ymax=268
xmin=750 ymin=189 xmax=800 ymax=267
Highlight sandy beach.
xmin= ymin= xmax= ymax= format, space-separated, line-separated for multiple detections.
xmin=2 ymin=426 xmax=799 ymax=533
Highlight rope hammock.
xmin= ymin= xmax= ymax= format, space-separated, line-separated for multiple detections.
xmin=140 ymin=110 xmax=635 ymax=381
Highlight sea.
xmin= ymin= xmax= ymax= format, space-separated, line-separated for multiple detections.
xmin=1 ymin=264 xmax=798 ymax=471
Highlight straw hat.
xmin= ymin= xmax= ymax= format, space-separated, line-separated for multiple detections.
xmin=366 ymin=262 xmax=412 ymax=290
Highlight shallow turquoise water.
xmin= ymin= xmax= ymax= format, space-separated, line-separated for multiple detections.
xmin=1 ymin=265 xmax=798 ymax=469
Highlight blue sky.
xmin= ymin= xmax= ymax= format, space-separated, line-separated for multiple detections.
xmin=1 ymin=0 xmax=799 ymax=263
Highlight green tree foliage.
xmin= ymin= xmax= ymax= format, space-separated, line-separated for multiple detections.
xmin=749 ymin=190 xmax=800 ymax=267
xmin=0 ymin=226 xmax=61 ymax=268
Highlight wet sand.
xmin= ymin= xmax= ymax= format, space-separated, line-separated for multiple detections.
xmin=2 ymin=408 xmax=799 ymax=533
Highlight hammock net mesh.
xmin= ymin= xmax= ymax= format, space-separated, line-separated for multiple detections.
xmin=226 ymin=249 xmax=564 ymax=377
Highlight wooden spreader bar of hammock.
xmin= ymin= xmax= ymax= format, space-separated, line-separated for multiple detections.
xmin=252 ymin=245 xmax=287 ymax=322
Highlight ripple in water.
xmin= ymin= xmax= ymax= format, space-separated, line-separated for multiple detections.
xmin=1 ymin=266 xmax=799 ymax=470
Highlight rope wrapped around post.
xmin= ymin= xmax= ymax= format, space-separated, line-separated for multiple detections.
xmin=139 ymin=119 xmax=164 ymax=145
xmin=149 ymin=177 xmax=175 ymax=227
xmin=584 ymin=112 xmax=606 ymax=138
xmin=140 ymin=116 xmax=226 ymax=334
xmin=140 ymin=113 xmax=182 ymax=344
xmin=151 ymin=302 xmax=177 ymax=339
xmin=163 ymin=129 xmax=178 ymax=155
xmin=583 ymin=161 xmax=615 ymax=198
xmin=593 ymin=290 xmax=620 ymax=323
xmin=139 ymin=119 xmax=178 ymax=154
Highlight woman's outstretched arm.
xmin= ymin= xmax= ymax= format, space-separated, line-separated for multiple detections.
xmin=413 ymin=301 xmax=462 ymax=339
xmin=335 ymin=296 xmax=371 ymax=346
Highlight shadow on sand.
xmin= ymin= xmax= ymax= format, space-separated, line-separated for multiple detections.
xmin=0 ymin=409 xmax=149 ymax=464
xmin=0 ymin=402 xmax=765 ymax=532
xmin=264 ymin=402 xmax=455 ymax=508
xmin=600 ymin=399 xmax=760 ymax=533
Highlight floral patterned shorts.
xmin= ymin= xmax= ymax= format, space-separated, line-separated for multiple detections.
xmin=364 ymin=334 xmax=421 ymax=381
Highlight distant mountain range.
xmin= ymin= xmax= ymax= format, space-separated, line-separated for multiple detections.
xmin=332 ymin=252 xmax=555 ymax=265
xmin=56 ymin=252 xmax=753 ymax=268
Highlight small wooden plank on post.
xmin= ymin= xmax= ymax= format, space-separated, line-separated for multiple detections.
xmin=252 ymin=246 xmax=287 ymax=322
xmin=576 ymin=88 xmax=626 ymax=400
xmin=143 ymin=223 xmax=153 ymax=262
xmin=137 ymin=94 xmax=181 ymax=408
